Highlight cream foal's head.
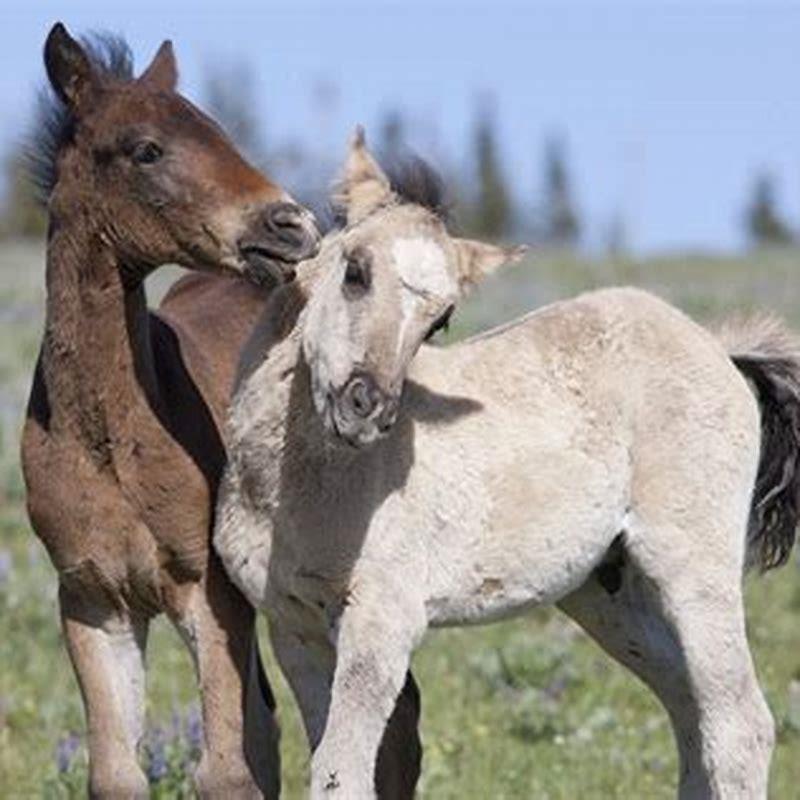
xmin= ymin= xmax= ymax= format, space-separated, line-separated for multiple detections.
xmin=302 ymin=129 xmax=526 ymax=447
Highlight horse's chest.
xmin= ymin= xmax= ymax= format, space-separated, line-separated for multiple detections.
xmin=264 ymin=493 xmax=378 ymax=635
xmin=110 ymin=433 xmax=211 ymax=570
xmin=23 ymin=422 xmax=208 ymax=609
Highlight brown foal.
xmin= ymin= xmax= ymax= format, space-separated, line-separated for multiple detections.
xmin=20 ymin=23 xmax=420 ymax=798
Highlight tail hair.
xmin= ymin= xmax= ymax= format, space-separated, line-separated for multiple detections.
xmin=719 ymin=314 xmax=800 ymax=570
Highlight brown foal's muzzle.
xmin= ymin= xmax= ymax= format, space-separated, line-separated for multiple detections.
xmin=239 ymin=201 xmax=321 ymax=285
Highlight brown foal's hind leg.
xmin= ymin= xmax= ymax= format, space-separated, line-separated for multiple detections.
xmin=172 ymin=553 xmax=280 ymax=800
xmin=59 ymin=584 xmax=149 ymax=799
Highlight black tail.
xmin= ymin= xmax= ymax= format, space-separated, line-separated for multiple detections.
xmin=720 ymin=314 xmax=800 ymax=570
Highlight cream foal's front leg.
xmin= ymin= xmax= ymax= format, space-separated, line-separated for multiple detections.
xmin=310 ymin=583 xmax=426 ymax=800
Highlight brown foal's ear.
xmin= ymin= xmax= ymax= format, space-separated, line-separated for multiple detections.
xmin=44 ymin=22 xmax=95 ymax=108
xmin=139 ymin=40 xmax=178 ymax=91
xmin=454 ymin=239 xmax=528 ymax=293
xmin=334 ymin=126 xmax=393 ymax=223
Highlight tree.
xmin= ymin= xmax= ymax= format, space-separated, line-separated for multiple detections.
xmin=541 ymin=134 xmax=580 ymax=248
xmin=0 ymin=145 xmax=46 ymax=239
xmin=203 ymin=61 xmax=266 ymax=167
xmin=605 ymin=211 xmax=627 ymax=258
xmin=745 ymin=172 xmax=793 ymax=247
xmin=379 ymin=110 xmax=406 ymax=163
xmin=470 ymin=101 xmax=513 ymax=239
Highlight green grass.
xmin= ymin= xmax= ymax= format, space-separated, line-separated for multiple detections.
xmin=1 ymin=239 xmax=799 ymax=797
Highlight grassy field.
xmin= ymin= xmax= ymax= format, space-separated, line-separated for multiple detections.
xmin=1 ymin=239 xmax=799 ymax=798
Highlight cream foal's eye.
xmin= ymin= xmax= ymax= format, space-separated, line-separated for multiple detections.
xmin=425 ymin=305 xmax=455 ymax=341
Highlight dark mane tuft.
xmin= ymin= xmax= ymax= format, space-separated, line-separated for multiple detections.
xmin=27 ymin=32 xmax=134 ymax=202
xmin=383 ymin=154 xmax=451 ymax=223
xmin=326 ymin=152 xmax=452 ymax=232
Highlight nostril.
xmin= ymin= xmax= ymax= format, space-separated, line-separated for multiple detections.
xmin=348 ymin=379 xmax=374 ymax=418
xmin=377 ymin=398 xmax=399 ymax=432
xmin=264 ymin=204 xmax=301 ymax=238
xmin=262 ymin=203 xmax=320 ymax=260
xmin=269 ymin=204 xmax=302 ymax=230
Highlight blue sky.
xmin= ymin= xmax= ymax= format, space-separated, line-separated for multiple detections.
xmin=1 ymin=1 xmax=799 ymax=254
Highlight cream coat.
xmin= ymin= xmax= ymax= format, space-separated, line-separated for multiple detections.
xmin=216 ymin=134 xmax=800 ymax=800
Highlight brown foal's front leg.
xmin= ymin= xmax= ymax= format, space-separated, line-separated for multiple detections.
xmin=172 ymin=553 xmax=280 ymax=799
xmin=59 ymin=584 xmax=150 ymax=799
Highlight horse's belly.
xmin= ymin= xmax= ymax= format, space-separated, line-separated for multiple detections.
xmin=419 ymin=445 xmax=630 ymax=628
xmin=425 ymin=577 xmax=547 ymax=627
xmin=424 ymin=518 xmax=620 ymax=628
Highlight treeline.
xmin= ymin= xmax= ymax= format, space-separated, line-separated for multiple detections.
xmin=0 ymin=63 xmax=795 ymax=253
xmin=0 ymin=149 xmax=46 ymax=239
xmin=199 ymin=70 xmax=584 ymax=250
xmin=744 ymin=172 xmax=795 ymax=248
xmin=0 ymin=62 xmax=583 ymax=250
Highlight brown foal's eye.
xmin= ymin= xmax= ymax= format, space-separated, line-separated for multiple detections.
xmin=425 ymin=305 xmax=455 ymax=341
xmin=131 ymin=140 xmax=163 ymax=166
xmin=343 ymin=252 xmax=371 ymax=293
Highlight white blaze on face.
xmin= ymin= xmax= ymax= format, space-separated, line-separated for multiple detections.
xmin=392 ymin=237 xmax=455 ymax=355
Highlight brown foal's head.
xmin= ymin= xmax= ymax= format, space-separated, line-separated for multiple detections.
xmin=39 ymin=22 xmax=319 ymax=285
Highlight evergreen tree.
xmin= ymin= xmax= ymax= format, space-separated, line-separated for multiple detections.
xmin=203 ymin=61 xmax=266 ymax=167
xmin=379 ymin=110 xmax=406 ymax=163
xmin=471 ymin=103 xmax=512 ymax=238
xmin=0 ymin=146 xmax=46 ymax=239
xmin=745 ymin=172 xmax=793 ymax=247
xmin=542 ymin=134 xmax=580 ymax=248
xmin=605 ymin=211 xmax=627 ymax=257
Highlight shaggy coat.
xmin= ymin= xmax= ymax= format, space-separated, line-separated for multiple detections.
xmin=217 ymin=133 xmax=799 ymax=800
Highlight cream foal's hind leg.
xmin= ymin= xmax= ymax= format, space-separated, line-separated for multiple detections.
xmin=59 ymin=584 xmax=149 ymax=798
xmin=559 ymin=522 xmax=774 ymax=800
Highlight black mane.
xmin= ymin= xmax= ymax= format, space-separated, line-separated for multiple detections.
xmin=383 ymin=154 xmax=451 ymax=223
xmin=27 ymin=33 xmax=134 ymax=202
xmin=323 ymin=151 xmax=451 ymax=233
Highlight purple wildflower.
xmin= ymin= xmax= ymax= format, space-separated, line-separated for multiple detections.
xmin=145 ymin=725 xmax=168 ymax=783
xmin=55 ymin=732 xmax=81 ymax=773
xmin=0 ymin=550 xmax=12 ymax=585
xmin=184 ymin=706 xmax=203 ymax=755
xmin=169 ymin=706 xmax=182 ymax=741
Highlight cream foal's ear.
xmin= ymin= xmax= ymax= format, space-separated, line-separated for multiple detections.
xmin=454 ymin=239 xmax=528 ymax=292
xmin=139 ymin=40 xmax=178 ymax=91
xmin=334 ymin=126 xmax=393 ymax=223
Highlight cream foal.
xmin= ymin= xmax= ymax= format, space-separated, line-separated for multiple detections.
xmin=216 ymin=131 xmax=800 ymax=799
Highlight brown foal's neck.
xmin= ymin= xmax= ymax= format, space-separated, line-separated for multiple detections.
xmin=42 ymin=206 xmax=160 ymax=456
